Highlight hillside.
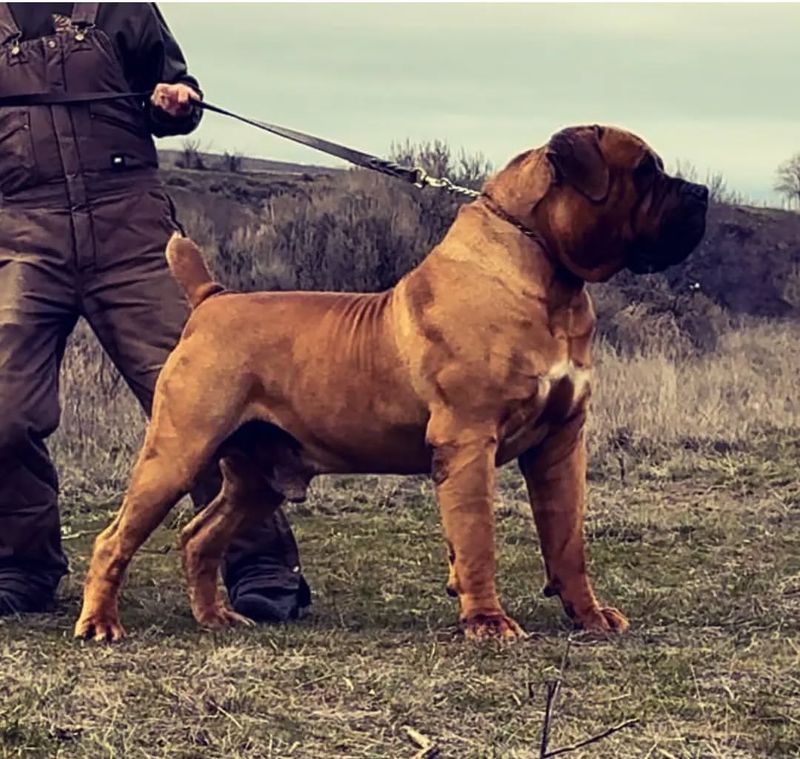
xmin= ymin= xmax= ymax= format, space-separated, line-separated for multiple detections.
xmin=159 ymin=148 xmax=342 ymax=177
xmin=159 ymin=159 xmax=800 ymax=356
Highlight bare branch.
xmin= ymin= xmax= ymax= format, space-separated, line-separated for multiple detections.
xmin=543 ymin=719 xmax=640 ymax=758
xmin=775 ymin=152 xmax=800 ymax=208
xmin=538 ymin=635 xmax=573 ymax=757
xmin=538 ymin=634 xmax=638 ymax=758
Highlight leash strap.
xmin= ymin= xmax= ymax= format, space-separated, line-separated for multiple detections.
xmin=0 ymin=90 xmax=479 ymax=197
xmin=0 ymin=91 xmax=149 ymax=106
xmin=197 ymin=99 xmax=424 ymax=187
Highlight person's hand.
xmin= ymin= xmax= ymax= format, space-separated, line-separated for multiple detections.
xmin=151 ymin=83 xmax=200 ymax=117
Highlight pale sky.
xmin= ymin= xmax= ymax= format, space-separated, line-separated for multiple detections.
xmin=158 ymin=2 xmax=800 ymax=205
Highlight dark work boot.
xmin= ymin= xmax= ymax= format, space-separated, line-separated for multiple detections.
xmin=0 ymin=571 xmax=56 ymax=616
xmin=223 ymin=508 xmax=312 ymax=624
xmin=191 ymin=465 xmax=312 ymax=624
xmin=229 ymin=564 xmax=311 ymax=623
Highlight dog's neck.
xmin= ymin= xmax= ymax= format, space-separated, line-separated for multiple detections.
xmin=480 ymin=192 xmax=549 ymax=248
xmin=479 ymin=193 xmax=582 ymax=291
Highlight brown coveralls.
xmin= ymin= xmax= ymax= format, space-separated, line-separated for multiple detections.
xmin=0 ymin=2 xmax=307 ymax=608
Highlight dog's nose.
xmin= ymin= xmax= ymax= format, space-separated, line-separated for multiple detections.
xmin=682 ymin=182 xmax=709 ymax=204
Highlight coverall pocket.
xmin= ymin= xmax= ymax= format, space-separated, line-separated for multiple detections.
xmin=89 ymin=102 xmax=149 ymax=140
xmin=0 ymin=109 xmax=36 ymax=194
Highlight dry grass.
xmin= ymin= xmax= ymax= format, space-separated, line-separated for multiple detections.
xmin=590 ymin=320 xmax=800 ymax=451
xmin=1 ymin=449 xmax=798 ymax=758
xmin=1 ymin=304 xmax=799 ymax=757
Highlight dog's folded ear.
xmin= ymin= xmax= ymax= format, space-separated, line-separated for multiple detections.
xmin=483 ymin=148 xmax=554 ymax=215
xmin=546 ymin=126 xmax=610 ymax=203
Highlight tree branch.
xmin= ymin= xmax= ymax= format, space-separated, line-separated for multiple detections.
xmin=543 ymin=719 xmax=640 ymax=758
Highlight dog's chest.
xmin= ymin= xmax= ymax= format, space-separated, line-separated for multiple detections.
xmin=537 ymin=359 xmax=592 ymax=413
xmin=498 ymin=358 xmax=591 ymax=460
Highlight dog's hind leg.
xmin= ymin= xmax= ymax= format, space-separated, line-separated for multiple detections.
xmin=74 ymin=435 xmax=212 ymax=642
xmin=75 ymin=349 xmax=248 ymax=642
xmin=179 ymin=453 xmax=283 ymax=629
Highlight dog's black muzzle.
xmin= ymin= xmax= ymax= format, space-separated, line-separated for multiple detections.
xmin=627 ymin=180 xmax=708 ymax=274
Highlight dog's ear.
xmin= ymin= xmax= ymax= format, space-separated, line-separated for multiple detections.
xmin=483 ymin=148 xmax=553 ymax=214
xmin=546 ymin=125 xmax=609 ymax=203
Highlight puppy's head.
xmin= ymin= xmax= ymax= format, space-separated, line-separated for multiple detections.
xmin=484 ymin=125 xmax=708 ymax=281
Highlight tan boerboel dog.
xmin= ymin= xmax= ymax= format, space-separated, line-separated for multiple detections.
xmin=75 ymin=125 xmax=708 ymax=642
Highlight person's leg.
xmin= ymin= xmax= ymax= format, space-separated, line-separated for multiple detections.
xmin=80 ymin=184 xmax=310 ymax=621
xmin=223 ymin=505 xmax=311 ymax=621
xmin=0 ymin=211 xmax=78 ymax=614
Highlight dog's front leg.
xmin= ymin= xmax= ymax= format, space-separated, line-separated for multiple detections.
xmin=518 ymin=414 xmax=629 ymax=634
xmin=428 ymin=413 xmax=526 ymax=642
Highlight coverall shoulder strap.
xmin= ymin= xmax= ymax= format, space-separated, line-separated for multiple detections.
xmin=0 ymin=3 xmax=21 ymax=45
xmin=70 ymin=3 xmax=99 ymax=27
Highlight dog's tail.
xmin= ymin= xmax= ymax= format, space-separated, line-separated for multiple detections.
xmin=165 ymin=233 xmax=226 ymax=309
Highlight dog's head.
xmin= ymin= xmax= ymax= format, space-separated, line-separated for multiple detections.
xmin=483 ymin=125 xmax=708 ymax=282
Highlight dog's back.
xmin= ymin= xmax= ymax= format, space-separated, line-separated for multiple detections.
xmin=163 ymin=234 xmax=430 ymax=472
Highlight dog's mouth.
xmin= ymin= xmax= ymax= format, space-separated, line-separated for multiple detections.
xmin=627 ymin=185 xmax=708 ymax=275
xmin=627 ymin=257 xmax=661 ymax=275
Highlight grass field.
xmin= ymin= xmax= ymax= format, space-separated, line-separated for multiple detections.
xmin=1 ymin=324 xmax=799 ymax=758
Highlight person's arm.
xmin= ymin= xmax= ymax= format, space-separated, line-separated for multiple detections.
xmin=145 ymin=4 xmax=203 ymax=136
xmin=110 ymin=3 xmax=204 ymax=137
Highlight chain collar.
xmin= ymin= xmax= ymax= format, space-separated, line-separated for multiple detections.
xmin=479 ymin=192 xmax=561 ymax=267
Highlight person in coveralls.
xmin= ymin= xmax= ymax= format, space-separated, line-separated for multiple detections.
xmin=0 ymin=2 xmax=311 ymax=621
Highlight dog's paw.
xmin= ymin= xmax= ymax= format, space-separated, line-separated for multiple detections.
xmin=196 ymin=605 xmax=255 ymax=630
xmin=575 ymin=605 xmax=629 ymax=634
xmin=461 ymin=611 xmax=528 ymax=643
xmin=74 ymin=610 xmax=126 ymax=643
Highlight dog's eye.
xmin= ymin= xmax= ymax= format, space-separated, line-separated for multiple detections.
xmin=634 ymin=155 xmax=658 ymax=186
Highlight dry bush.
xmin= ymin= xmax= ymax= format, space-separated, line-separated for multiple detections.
xmin=781 ymin=263 xmax=800 ymax=310
xmin=175 ymin=138 xmax=206 ymax=171
xmin=202 ymin=169 xmax=464 ymax=294
xmin=389 ymin=138 xmax=493 ymax=190
xmin=173 ymin=141 xmax=494 ymax=295
xmin=592 ymin=280 xmax=731 ymax=358
xmin=221 ymin=150 xmax=244 ymax=173
xmin=673 ymin=160 xmax=744 ymax=205
xmin=588 ymin=320 xmax=800 ymax=458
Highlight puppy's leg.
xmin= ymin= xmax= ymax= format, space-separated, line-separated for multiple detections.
xmin=428 ymin=411 xmax=526 ymax=642
xmin=519 ymin=414 xmax=629 ymax=634
xmin=75 ymin=348 xmax=246 ymax=642
xmin=179 ymin=480 xmax=249 ymax=630
xmin=180 ymin=454 xmax=282 ymax=629
xmin=74 ymin=435 xmax=209 ymax=642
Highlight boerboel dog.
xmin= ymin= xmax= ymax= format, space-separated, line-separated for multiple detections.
xmin=75 ymin=125 xmax=708 ymax=643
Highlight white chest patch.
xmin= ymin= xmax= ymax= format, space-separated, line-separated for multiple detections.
xmin=537 ymin=359 xmax=592 ymax=410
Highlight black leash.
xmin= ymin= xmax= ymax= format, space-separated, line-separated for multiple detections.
xmin=0 ymin=91 xmax=564 ymax=261
xmin=0 ymin=90 xmax=480 ymax=198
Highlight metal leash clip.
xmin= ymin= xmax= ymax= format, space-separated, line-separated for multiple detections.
xmin=412 ymin=167 xmax=481 ymax=199
xmin=412 ymin=166 xmax=431 ymax=189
